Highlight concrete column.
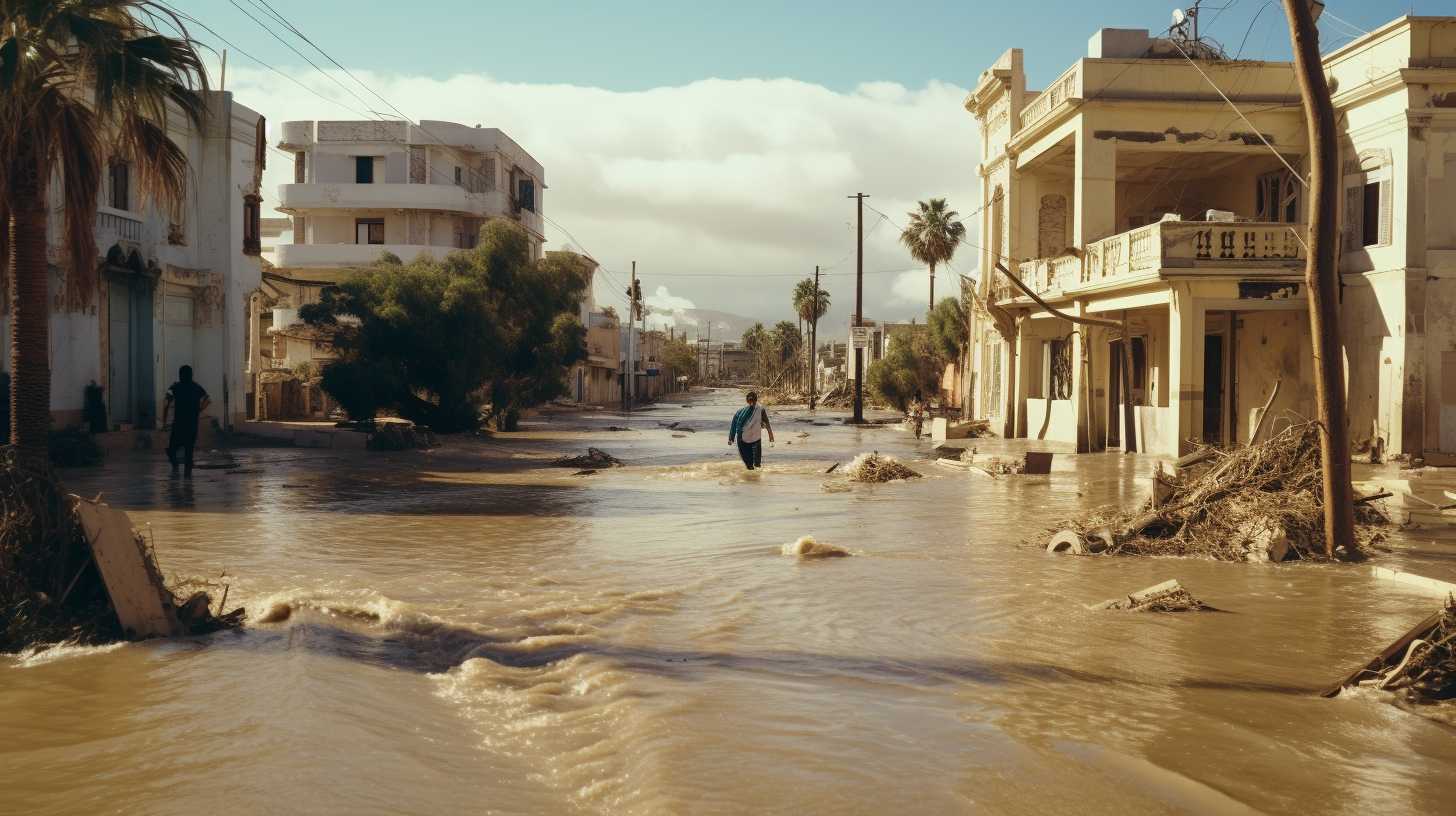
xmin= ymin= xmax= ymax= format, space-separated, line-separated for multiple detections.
xmin=1073 ymin=125 xmax=1117 ymax=248
xmin=1068 ymin=301 xmax=1091 ymax=452
xmin=1012 ymin=317 xmax=1033 ymax=438
xmin=1167 ymin=284 xmax=1205 ymax=456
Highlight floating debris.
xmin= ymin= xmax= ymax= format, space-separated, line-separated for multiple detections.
xmin=844 ymin=452 xmax=921 ymax=483
xmin=1325 ymin=598 xmax=1456 ymax=705
xmin=551 ymin=448 xmax=624 ymax=468
xmin=781 ymin=536 xmax=849 ymax=559
xmin=1090 ymin=579 xmax=1216 ymax=612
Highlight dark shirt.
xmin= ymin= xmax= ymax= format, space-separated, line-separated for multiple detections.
xmin=168 ymin=380 xmax=209 ymax=428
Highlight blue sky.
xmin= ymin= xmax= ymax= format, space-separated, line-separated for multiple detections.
xmin=178 ymin=0 xmax=1431 ymax=331
xmin=180 ymin=0 xmax=1418 ymax=91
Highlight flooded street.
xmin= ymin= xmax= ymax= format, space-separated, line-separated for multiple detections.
xmin=4 ymin=389 xmax=1455 ymax=815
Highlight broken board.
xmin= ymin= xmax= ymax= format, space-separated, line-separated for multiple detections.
xmin=73 ymin=496 xmax=179 ymax=639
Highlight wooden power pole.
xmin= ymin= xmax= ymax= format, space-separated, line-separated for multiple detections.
xmin=1283 ymin=0 xmax=1355 ymax=557
xmin=809 ymin=265 xmax=820 ymax=410
xmin=849 ymin=193 xmax=868 ymax=423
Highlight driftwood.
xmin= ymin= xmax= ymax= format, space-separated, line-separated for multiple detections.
xmin=1092 ymin=579 xmax=1215 ymax=612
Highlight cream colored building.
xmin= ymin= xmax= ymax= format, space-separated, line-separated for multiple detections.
xmin=966 ymin=17 xmax=1456 ymax=459
xmin=247 ymin=119 xmax=545 ymax=415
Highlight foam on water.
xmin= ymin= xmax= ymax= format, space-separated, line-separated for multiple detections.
xmin=12 ymin=640 xmax=126 ymax=668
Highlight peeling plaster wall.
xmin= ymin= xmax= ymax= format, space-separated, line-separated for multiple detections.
xmin=1234 ymin=310 xmax=1315 ymax=444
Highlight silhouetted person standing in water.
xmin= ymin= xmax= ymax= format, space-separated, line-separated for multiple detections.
xmin=728 ymin=391 xmax=773 ymax=470
xmin=162 ymin=365 xmax=210 ymax=476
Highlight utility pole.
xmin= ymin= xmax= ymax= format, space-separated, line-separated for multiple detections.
xmin=1283 ymin=0 xmax=1354 ymax=558
xmin=849 ymin=193 xmax=868 ymax=423
xmin=625 ymin=261 xmax=637 ymax=411
xmin=809 ymin=265 xmax=820 ymax=410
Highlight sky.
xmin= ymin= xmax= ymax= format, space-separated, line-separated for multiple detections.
xmin=172 ymin=0 xmax=1423 ymax=338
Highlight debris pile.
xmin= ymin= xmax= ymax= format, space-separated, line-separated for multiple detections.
xmin=1 ymin=452 xmax=243 ymax=652
xmin=1090 ymin=579 xmax=1215 ymax=613
xmin=1326 ymin=598 xmax=1456 ymax=703
xmin=551 ymin=447 xmax=624 ymax=468
xmin=1053 ymin=422 xmax=1386 ymax=561
xmin=844 ymin=452 xmax=921 ymax=483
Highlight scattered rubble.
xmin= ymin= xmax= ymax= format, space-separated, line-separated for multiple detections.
xmin=1090 ymin=579 xmax=1215 ymax=613
xmin=1050 ymin=422 xmax=1387 ymax=561
xmin=551 ymin=448 xmax=624 ymax=468
xmin=1325 ymin=598 xmax=1456 ymax=704
xmin=844 ymin=452 xmax=921 ymax=483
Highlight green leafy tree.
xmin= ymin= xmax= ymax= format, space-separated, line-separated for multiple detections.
xmin=1 ymin=1 xmax=207 ymax=459
xmin=302 ymin=221 xmax=589 ymax=432
xmin=660 ymin=336 xmax=699 ymax=384
xmin=867 ymin=331 xmax=941 ymax=412
xmin=899 ymin=198 xmax=966 ymax=316
xmin=928 ymin=297 xmax=968 ymax=362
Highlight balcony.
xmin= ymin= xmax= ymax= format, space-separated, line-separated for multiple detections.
xmin=1019 ymin=63 xmax=1080 ymax=131
xmin=1002 ymin=220 xmax=1307 ymax=302
xmin=95 ymin=206 xmax=143 ymax=250
xmin=277 ymin=183 xmax=510 ymax=218
xmin=274 ymin=242 xmax=460 ymax=269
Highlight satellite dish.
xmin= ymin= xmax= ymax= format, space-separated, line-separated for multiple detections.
xmin=1172 ymin=7 xmax=1186 ymax=26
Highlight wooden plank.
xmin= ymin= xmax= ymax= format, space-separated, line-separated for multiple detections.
xmin=1321 ymin=608 xmax=1447 ymax=697
xmin=73 ymin=497 xmax=178 ymax=640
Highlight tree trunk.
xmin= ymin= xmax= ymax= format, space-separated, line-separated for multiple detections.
xmin=928 ymin=262 xmax=936 ymax=316
xmin=1283 ymin=0 xmax=1356 ymax=557
xmin=9 ymin=149 xmax=52 ymax=462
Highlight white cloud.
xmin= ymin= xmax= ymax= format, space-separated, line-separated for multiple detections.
xmin=889 ymin=268 xmax=932 ymax=306
xmin=231 ymin=68 xmax=980 ymax=327
xmin=645 ymin=285 xmax=696 ymax=313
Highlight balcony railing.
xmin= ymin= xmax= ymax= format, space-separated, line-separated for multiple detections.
xmin=999 ymin=220 xmax=1307 ymax=302
xmin=1019 ymin=63 xmax=1080 ymax=130
xmin=95 ymin=207 xmax=143 ymax=249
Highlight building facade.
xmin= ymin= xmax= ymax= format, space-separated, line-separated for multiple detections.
xmin=965 ymin=17 xmax=1456 ymax=458
xmin=249 ymin=119 xmax=546 ymax=414
xmin=1 ymin=91 xmax=265 ymax=433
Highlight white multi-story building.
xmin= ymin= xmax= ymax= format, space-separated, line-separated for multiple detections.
xmin=1 ymin=91 xmax=265 ymax=433
xmin=249 ymin=120 xmax=546 ymax=393
xmin=274 ymin=119 xmax=544 ymax=269
xmin=965 ymin=16 xmax=1456 ymax=459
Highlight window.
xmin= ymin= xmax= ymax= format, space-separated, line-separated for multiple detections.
xmin=1255 ymin=171 xmax=1299 ymax=223
xmin=109 ymin=161 xmax=130 ymax=210
xmin=355 ymin=156 xmax=374 ymax=184
xmin=1131 ymin=336 xmax=1147 ymax=392
xmin=1361 ymin=182 xmax=1381 ymax=247
xmin=516 ymin=178 xmax=536 ymax=212
xmin=294 ymin=152 xmax=306 ymax=184
xmin=242 ymin=194 xmax=261 ymax=256
xmin=355 ymin=218 xmax=384 ymax=245
xmin=454 ymin=166 xmax=463 ymax=186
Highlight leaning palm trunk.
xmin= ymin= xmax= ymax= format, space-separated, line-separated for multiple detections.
xmin=7 ymin=151 xmax=49 ymax=461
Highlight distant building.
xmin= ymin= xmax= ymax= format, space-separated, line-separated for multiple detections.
xmin=552 ymin=250 xmax=621 ymax=407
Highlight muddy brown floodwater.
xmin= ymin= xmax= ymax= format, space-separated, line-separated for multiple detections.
xmin=3 ymin=389 xmax=1455 ymax=814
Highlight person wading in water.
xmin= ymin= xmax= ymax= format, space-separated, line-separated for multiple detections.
xmin=728 ymin=391 xmax=774 ymax=471
xmin=162 ymin=365 xmax=210 ymax=476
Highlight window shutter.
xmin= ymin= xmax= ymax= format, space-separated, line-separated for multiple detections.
xmin=1378 ymin=178 xmax=1393 ymax=246
xmin=1343 ymin=184 xmax=1362 ymax=248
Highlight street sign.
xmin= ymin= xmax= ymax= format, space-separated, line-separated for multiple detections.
xmin=851 ymin=326 xmax=870 ymax=349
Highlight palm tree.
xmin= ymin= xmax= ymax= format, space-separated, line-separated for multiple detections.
xmin=899 ymin=198 xmax=966 ymax=315
xmin=792 ymin=277 xmax=830 ymax=394
xmin=1 ymin=1 xmax=207 ymax=460
xmin=742 ymin=322 xmax=767 ymax=382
